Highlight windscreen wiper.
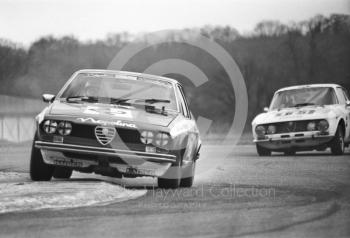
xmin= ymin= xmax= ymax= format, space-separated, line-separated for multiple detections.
xmin=110 ymin=98 xmax=132 ymax=105
xmin=293 ymin=103 xmax=315 ymax=108
xmin=135 ymin=99 xmax=171 ymax=104
xmin=111 ymin=98 xmax=170 ymax=105
xmin=65 ymin=96 xmax=99 ymax=103
xmin=144 ymin=105 xmax=168 ymax=116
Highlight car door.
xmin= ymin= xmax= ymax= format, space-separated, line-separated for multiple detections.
xmin=335 ymin=87 xmax=350 ymax=142
xmin=341 ymin=87 xmax=350 ymax=142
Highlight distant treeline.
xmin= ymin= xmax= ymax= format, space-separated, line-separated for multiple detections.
xmin=1 ymin=14 xmax=349 ymax=133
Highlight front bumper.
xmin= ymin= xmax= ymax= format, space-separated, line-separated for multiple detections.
xmin=35 ymin=141 xmax=176 ymax=177
xmin=253 ymin=131 xmax=334 ymax=150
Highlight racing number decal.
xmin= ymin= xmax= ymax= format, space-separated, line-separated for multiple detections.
xmin=109 ymin=108 xmax=132 ymax=118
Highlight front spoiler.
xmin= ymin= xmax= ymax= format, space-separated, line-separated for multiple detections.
xmin=253 ymin=132 xmax=333 ymax=150
xmin=35 ymin=141 xmax=177 ymax=163
xmin=35 ymin=141 xmax=176 ymax=177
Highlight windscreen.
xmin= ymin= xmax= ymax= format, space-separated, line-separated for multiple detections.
xmin=59 ymin=73 xmax=178 ymax=111
xmin=270 ymin=87 xmax=337 ymax=110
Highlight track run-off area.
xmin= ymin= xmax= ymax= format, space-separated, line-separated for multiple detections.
xmin=0 ymin=142 xmax=349 ymax=237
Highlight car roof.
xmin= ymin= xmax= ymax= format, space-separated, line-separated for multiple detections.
xmin=76 ymin=69 xmax=180 ymax=85
xmin=276 ymin=84 xmax=342 ymax=93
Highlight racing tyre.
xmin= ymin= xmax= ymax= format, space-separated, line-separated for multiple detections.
xmin=158 ymin=158 xmax=182 ymax=189
xmin=180 ymin=176 xmax=194 ymax=187
xmin=158 ymin=178 xmax=181 ymax=189
xmin=53 ymin=167 xmax=73 ymax=179
xmin=30 ymin=135 xmax=54 ymax=181
xmin=256 ymin=144 xmax=271 ymax=156
xmin=331 ymin=126 xmax=345 ymax=155
xmin=180 ymin=161 xmax=196 ymax=187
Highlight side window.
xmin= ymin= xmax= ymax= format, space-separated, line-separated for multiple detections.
xmin=330 ymin=88 xmax=339 ymax=104
xmin=342 ymin=88 xmax=350 ymax=101
xmin=176 ymin=85 xmax=190 ymax=118
xmin=336 ymin=87 xmax=346 ymax=104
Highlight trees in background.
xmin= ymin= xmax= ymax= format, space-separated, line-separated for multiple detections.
xmin=0 ymin=14 xmax=349 ymax=133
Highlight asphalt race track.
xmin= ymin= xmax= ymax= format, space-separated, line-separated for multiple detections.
xmin=0 ymin=143 xmax=349 ymax=238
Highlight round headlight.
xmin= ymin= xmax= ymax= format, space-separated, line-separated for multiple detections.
xmin=317 ymin=120 xmax=329 ymax=132
xmin=155 ymin=132 xmax=170 ymax=146
xmin=140 ymin=131 xmax=154 ymax=144
xmin=58 ymin=121 xmax=72 ymax=136
xmin=255 ymin=125 xmax=266 ymax=136
xmin=267 ymin=125 xmax=276 ymax=134
xmin=43 ymin=120 xmax=57 ymax=134
xmin=307 ymin=121 xmax=316 ymax=131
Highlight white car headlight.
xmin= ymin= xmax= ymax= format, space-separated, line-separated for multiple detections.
xmin=255 ymin=125 xmax=266 ymax=136
xmin=140 ymin=131 xmax=154 ymax=144
xmin=307 ymin=121 xmax=316 ymax=131
xmin=317 ymin=120 xmax=329 ymax=132
xmin=43 ymin=120 xmax=57 ymax=134
xmin=57 ymin=121 xmax=72 ymax=136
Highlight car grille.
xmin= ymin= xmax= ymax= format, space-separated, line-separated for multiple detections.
xmin=275 ymin=121 xmax=307 ymax=133
xmin=266 ymin=120 xmax=312 ymax=134
xmin=70 ymin=123 xmax=141 ymax=145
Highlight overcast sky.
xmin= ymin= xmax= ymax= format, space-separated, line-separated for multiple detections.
xmin=1 ymin=0 xmax=349 ymax=46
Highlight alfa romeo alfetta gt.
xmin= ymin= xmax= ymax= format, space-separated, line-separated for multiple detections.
xmin=30 ymin=69 xmax=201 ymax=188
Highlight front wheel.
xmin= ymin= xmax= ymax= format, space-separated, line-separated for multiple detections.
xmin=256 ymin=144 xmax=271 ymax=156
xmin=158 ymin=163 xmax=181 ymax=189
xmin=158 ymin=178 xmax=181 ymax=189
xmin=330 ymin=126 xmax=345 ymax=155
xmin=180 ymin=161 xmax=196 ymax=187
xmin=180 ymin=176 xmax=194 ymax=187
xmin=30 ymin=135 xmax=54 ymax=181
xmin=53 ymin=167 xmax=73 ymax=179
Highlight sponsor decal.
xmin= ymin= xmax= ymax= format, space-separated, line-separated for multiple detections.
xmin=76 ymin=117 xmax=137 ymax=129
xmin=275 ymin=109 xmax=316 ymax=117
xmin=83 ymin=106 xmax=132 ymax=118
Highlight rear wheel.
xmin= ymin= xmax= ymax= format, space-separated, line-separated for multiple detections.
xmin=331 ymin=126 xmax=345 ymax=155
xmin=53 ymin=167 xmax=73 ymax=179
xmin=256 ymin=144 xmax=271 ymax=156
xmin=30 ymin=135 xmax=54 ymax=181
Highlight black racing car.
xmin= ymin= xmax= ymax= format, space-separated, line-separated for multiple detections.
xmin=30 ymin=69 xmax=201 ymax=188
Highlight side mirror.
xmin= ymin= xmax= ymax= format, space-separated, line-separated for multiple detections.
xmin=42 ymin=94 xmax=55 ymax=103
xmin=346 ymin=100 xmax=350 ymax=107
xmin=263 ymin=107 xmax=269 ymax=112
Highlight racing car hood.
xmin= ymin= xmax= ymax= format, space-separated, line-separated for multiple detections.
xmin=46 ymin=101 xmax=178 ymax=127
xmin=252 ymin=105 xmax=337 ymax=125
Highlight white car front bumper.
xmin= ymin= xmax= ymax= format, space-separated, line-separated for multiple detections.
xmin=254 ymin=131 xmax=334 ymax=150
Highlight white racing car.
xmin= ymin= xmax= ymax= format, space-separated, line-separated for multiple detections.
xmin=252 ymin=84 xmax=350 ymax=156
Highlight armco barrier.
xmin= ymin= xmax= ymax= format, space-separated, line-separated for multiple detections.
xmin=0 ymin=95 xmax=45 ymax=142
